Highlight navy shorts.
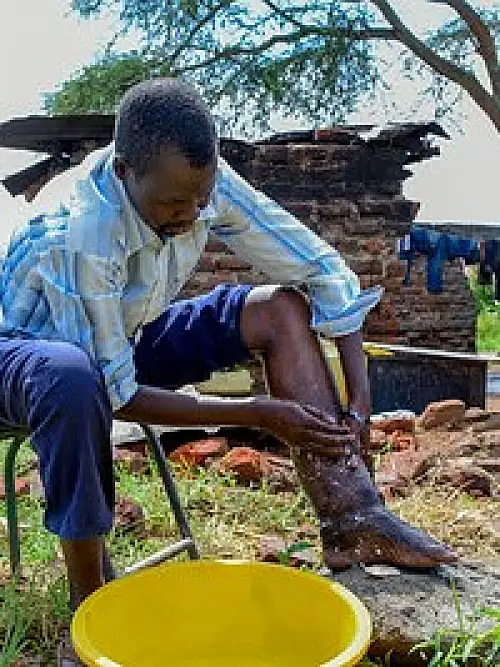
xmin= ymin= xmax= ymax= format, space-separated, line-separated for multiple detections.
xmin=134 ymin=283 xmax=253 ymax=388
xmin=0 ymin=284 xmax=254 ymax=539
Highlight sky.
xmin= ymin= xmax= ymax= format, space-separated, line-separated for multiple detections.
xmin=0 ymin=0 xmax=498 ymax=222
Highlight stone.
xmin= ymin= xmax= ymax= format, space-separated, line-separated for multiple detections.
xmin=476 ymin=457 xmax=500 ymax=473
xmin=169 ymin=438 xmax=229 ymax=467
xmin=473 ymin=413 xmax=500 ymax=433
xmin=387 ymin=432 xmax=416 ymax=451
xmin=463 ymin=407 xmax=490 ymax=424
xmin=375 ymin=471 xmax=409 ymax=500
xmin=114 ymin=497 xmax=146 ymax=538
xmin=288 ymin=547 xmax=320 ymax=569
xmin=218 ymin=447 xmax=268 ymax=483
xmin=114 ymin=448 xmax=148 ymax=475
xmin=332 ymin=564 xmax=500 ymax=666
xmin=417 ymin=399 xmax=466 ymax=430
xmin=371 ymin=414 xmax=415 ymax=434
xmin=261 ymin=453 xmax=299 ymax=493
xmin=433 ymin=461 xmax=495 ymax=497
xmin=377 ymin=449 xmax=438 ymax=485
xmin=369 ymin=429 xmax=388 ymax=450
xmin=258 ymin=535 xmax=287 ymax=562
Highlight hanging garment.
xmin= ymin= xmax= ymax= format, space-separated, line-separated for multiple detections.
xmin=397 ymin=226 xmax=480 ymax=294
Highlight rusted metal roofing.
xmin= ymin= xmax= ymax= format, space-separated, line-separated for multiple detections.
xmin=0 ymin=115 xmax=449 ymax=195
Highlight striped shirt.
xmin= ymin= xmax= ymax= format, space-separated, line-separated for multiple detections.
xmin=0 ymin=144 xmax=382 ymax=410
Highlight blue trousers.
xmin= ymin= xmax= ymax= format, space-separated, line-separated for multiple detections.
xmin=0 ymin=285 xmax=252 ymax=539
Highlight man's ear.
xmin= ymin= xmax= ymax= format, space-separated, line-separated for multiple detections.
xmin=113 ymin=155 xmax=129 ymax=182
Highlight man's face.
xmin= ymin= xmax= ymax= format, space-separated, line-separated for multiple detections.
xmin=115 ymin=149 xmax=216 ymax=236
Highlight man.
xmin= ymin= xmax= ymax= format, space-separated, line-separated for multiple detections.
xmin=0 ymin=78 xmax=455 ymax=664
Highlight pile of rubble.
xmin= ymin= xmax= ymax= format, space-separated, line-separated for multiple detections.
xmin=3 ymin=398 xmax=498 ymax=511
xmin=372 ymin=399 xmax=499 ymax=501
xmin=110 ymin=398 xmax=500 ymax=500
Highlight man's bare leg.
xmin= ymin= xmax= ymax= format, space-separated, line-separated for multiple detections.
xmin=60 ymin=538 xmax=105 ymax=611
xmin=241 ymin=286 xmax=456 ymax=569
xmin=56 ymin=539 xmax=105 ymax=665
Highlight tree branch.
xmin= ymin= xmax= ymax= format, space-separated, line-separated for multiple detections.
xmin=261 ymin=0 xmax=305 ymax=29
xmin=370 ymin=0 xmax=500 ymax=130
xmin=168 ymin=1 xmax=233 ymax=65
xmin=351 ymin=28 xmax=397 ymax=40
xmin=171 ymin=22 xmax=400 ymax=78
xmin=430 ymin=0 xmax=499 ymax=95
xmin=173 ymin=29 xmax=312 ymax=74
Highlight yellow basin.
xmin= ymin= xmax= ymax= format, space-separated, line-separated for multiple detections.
xmin=71 ymin=560 xmax=371 ymax=666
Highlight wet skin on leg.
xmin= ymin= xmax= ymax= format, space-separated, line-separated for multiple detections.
xmin=240 ymin=285 xmax=457 ymax=570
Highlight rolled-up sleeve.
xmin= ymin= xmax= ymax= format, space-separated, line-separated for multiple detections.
xmin=210 ymin=158 xmax=383 ymax=337
xmin=37 ymin=248 xmax=137 ymax=411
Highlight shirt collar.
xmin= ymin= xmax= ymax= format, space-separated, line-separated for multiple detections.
xmin=104 ymin=144 xmax=164 ymax=254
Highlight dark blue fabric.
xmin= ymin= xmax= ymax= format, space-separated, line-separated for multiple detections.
xmin=134 ymin=284 xmax=253 ymax=389
xmin=0 ymin=284 xmax=253 ymax=539
xmin=398 ymin=226 xmax=480 ymax=293
xmin=0 ymin=338 xmax=114 ymax=539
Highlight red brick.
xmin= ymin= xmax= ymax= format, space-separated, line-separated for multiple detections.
xmin=417 ymin=400 xmax=466 ymax=430
xmin=385 ymin=260 xmax=407 ymax=279
xmin=363 ymin=238 xmax=387 ymax=255
xmin=370 ymin=428 xmax=388 ymax=450
xmin=434 ymin=462 xmax=494 ymax=497
xmin=388 ymin=433 xmax=416 ymax=451
xmin=371 ymin=416 xmax=415 ymax=434
xmin=218 ymin=447 xmax=268 ymax=483
xmin=0 ymin=477 xmax=30 ymax=499
xmin=169 ymin=438 xmax=229 ymax=467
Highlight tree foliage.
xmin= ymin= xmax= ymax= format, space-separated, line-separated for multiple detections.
xmin=46 ymin=1 xmax=500 ymax=134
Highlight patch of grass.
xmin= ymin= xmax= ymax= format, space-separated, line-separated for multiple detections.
xmin=0 ymin=575 xmax=71 ymax=665
xmin=469 ymin=273 xmax=500 ymax=354
xmin=392 ymin=486 xmax=500 ymax=568
xmin=0 ymin=580 xmax=31 ymax=666
xmin=109 ymin=461 xmax=318 ymax=571
xmin=1 ymin=438 xmax=499 ymax=665
xmin=413 ymin=593 xmax=500 ymax=666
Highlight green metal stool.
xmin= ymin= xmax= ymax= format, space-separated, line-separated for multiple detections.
xmin=1 ymin=422 xmax=199 ymax=577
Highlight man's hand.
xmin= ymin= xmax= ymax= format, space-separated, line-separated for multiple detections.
xmin=261 ymin=400 xmax=356 ymax=458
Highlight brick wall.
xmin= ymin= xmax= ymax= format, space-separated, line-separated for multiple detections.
xmin=11 ymin=123 xmax=476 ymax=355
xmin=181 ymin=129 xmax=476 ymax=352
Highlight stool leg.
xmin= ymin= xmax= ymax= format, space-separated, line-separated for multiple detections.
xmin=140 ymin=425 xmax=200 ymax=560
xmin=5 ymin=437 xmax=23 ymax=577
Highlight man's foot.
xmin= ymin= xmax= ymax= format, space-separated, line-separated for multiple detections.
xmin=57 ymin=633 xmax=83 ymax=667
xmin=321 ymin=504 xmax=458 ymax=571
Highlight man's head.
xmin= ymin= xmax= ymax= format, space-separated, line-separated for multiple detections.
xmin=114 ymin=78 xmax=217 ymax=236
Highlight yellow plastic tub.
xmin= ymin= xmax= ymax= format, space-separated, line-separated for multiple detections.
xmin=71 ymin=560 xmax=371 ymax=666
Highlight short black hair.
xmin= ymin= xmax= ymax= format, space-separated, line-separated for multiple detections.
xmin=115 ymin=78 xmax=217 ymax=175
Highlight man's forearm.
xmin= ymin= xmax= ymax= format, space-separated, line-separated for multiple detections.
xmin=115 ymin=384 xmax=271 ymax=429
xmin=335 ymin=329 xmax=371 ymax=417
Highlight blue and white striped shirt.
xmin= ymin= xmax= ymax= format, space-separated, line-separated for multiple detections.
xmin=0 ymin=144 xmax=382 ymax=410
